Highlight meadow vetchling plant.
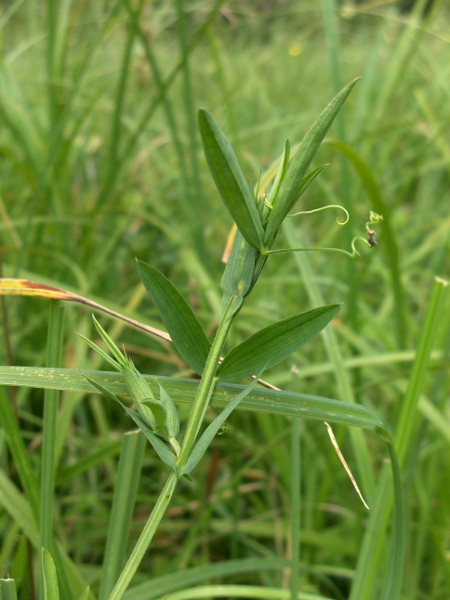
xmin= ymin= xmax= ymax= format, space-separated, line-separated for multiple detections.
xmin=80 ymin=78 xmax=383 ymax=599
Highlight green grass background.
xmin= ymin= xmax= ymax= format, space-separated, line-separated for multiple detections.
xmin=0 ymin=0 xmax=449 ymax=598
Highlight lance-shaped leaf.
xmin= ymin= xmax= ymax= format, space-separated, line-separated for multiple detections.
xmin=220 ymin=229 xmax=257 ymax=315
xmin=264 ymin=78 xmax=359 ymax=244
xmin=180 ymin=364 xmax=267 ymax=476
xmin=42 ymin=548 xmax=59 ymax=600
xmin=137 ymin=261 xmax=211 ymax=375
xmin=198 ymin=109 xmax=265 ymax=250
xmin=217 ymin=304 xmax=340 ymax=382
xmin=159 ymin=384 xmax=180 ymax=440
xmin=264 ymin=138 xmax=291 ymax=214
xmin=119 ymin=403 xmax=177 ymax=472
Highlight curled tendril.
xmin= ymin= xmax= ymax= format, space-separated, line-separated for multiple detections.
xmin=288 ymin=204 xmax=350 ymax=225
xmin=263 ymin=210 xmax=384 ymax=262
xmin=350 ymin=237 xmax=372 ymax=261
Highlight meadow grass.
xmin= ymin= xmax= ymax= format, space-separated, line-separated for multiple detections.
xmin=0 ymin=1 xmax=449 ymax=599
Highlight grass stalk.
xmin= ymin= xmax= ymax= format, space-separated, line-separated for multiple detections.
xmin=105 ymin=0 xmax=144 ymax=181
xmin=321 ymin=0 xmax=360 ymax=391
xmin=39 ymin=300 xmax=66 ymax=596
xmin=98 ymin=0 xmax=226 ymax=207
xmin=289 ymin=417 xmax=301 ymax=600
xmin=122 ymin=0 xmax=192 ymax=222
xmin=98 ymin=431 xmax=146 ymax=600
xmin=349 ymin=276 xmax=448 ymax=600
xmin=0 ymin=390 xmax=40 ymax=522
xmin=175 ymin=0 xmax=206 ymax=253
xmin=46 ymin=0 xmax=58 ymax=122
xmin=39 ymin=301 xmax=65 ymax=550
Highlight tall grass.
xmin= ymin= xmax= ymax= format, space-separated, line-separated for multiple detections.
xmin=1 ymin=1 xmax=449 ymax=599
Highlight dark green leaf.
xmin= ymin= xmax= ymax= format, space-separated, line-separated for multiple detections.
xmin=137 ymin=261 xmax=211 ymax=375
xmin=198 ymin=109 xmax=264 ymax=250
xmin=264 ymin=79 xmax=359 ymax=244
xmin=217 ymin=304 xmax=340 ymax=382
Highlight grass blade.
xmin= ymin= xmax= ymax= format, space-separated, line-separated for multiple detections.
xmin=0 ymin=386 xmax=40 ymax=523
xmin=40 ymin=301 xmax=65 ymax=552
xmin=0 ymin=366 xmax=385 ymax=432
xmin=40 ymin=301 xmax=71 ymax=598
xmin=0 ymin=578 xmax=18 ymax=600
xmin=121 ymin=558 xmax=289 ymax=600
xmin=349 ymin=277 xmax=448 ymax=600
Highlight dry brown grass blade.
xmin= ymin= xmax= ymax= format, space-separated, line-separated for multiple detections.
xmin=0 ymin=278 xmax=171 ymax=342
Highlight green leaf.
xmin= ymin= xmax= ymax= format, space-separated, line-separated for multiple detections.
xmin=264 ymin=78 xmax=360 ymax=244
xmin=220 ymin=230 xmax=257 ymax=313
xmin=76 ymin=331 xmax=121 ymax=372
xmin=264 ymin=138 xmax=291 ymax=213
xmin=217 ymin=304 xmax=340 ymax=382
xmin=1 ymin=365 xmax=387 ymax=431
xmin=82 ymin=376 xmax=174 ymax=469
xmin=118 ymin=403 xmax=177 ymax=472
xmin=292 ymin=163 xmax=329 ymax=201
xmin=42 ymin=548 xmax=60 ymax=600
xmin=137 ymin=261 xmax=211 ymax=375
xmin=139 ymin=397 xmax=166 ymax=434
xmin=122 ymin=364 xmax=160 ymax=431
xmin=92 ymin=315 xmax=128 ymax=367
xmin=160 ymin=385 xmax=180 ymax=439
xmin=180 ymin=365 xmax=267 ymax=476
xmin=198 ymin=109 xmax=265 ymax=250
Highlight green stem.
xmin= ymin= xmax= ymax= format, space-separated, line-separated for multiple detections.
xmin=290 ymin=417 xmax=301 ymax=600
xmin=107 ymin=297 xmax=237 ymax=599
xmin=107 ymin=472 xmax=178 ymax=600
xmin=178 ymin=296 xmax=237 ymax=470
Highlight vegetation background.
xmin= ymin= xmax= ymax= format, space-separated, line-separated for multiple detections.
xmin=0 ymin=0 xmax=449 ymax=599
